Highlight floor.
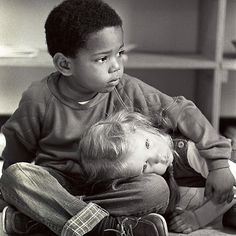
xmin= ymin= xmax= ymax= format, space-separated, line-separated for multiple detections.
xmin=0 ymin=207 xmax=235 ymax=236
xmin=0 ymin=213 xmax=235 ymax=236
xmin=169 ymin=223 xmax=236 ymax=236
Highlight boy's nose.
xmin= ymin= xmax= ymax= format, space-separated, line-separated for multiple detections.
xmin=110 ymin=57 xmax=120 ymax=72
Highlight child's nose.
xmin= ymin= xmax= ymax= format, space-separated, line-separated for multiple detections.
xmin=145 ymin=162 xmax=159 ymax=174
xmin=110 ymin=57 xmax=120 ymax=72
xmin=148 ymin=156 xmax=160 ymax=165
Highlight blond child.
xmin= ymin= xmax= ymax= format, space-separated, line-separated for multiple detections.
xmin=78 ymin=110 xmax=236 ymax=233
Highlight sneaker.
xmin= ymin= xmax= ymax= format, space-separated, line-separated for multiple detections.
xmin=223 ymin=204 xmax=236 ymax=229
xmin=2 ymin=205 xmax=55 ymax=235
xmin=115 ymin=213 xmax=168 ymax=236
xmin=87 ymin=213 xmax=168 ymax=236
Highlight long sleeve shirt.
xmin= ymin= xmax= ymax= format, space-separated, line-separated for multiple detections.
xmin=2 ymin=72 xmax=231 ymax=175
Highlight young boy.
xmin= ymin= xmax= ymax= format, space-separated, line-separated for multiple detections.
xmin=0 ymin=0 xmax=234 ymax=235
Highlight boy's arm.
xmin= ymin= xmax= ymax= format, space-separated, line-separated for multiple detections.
xmin=2 ymin=127 xmax=37 ymax=169
xmin=163 ymin=96 xmax=231 ymax=169
xmin=1 ymin=93 xmax=45 ymax=170
xmin=168 ymin=198 xmax=236 ymax=233
xmin=162 ymin=96 xmax=234 ymax=203
xmin=125 ymin=79 xmax=233 ymax=202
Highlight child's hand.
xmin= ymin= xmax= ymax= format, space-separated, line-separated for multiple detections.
xmin=205 ymin=167 xmax=235 ymax=204
xmin=168 ymin=208 xmax=199 ymax=234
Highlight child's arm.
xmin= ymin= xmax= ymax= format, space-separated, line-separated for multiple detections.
xmin=205 ymin=168 xmax=235 ymax=203
xmin=168 ymin=198 xmax=236 ymax=233
xmin=128 ymin=79 xmax=233 ymax=202
xmin=162 ymin=96 xmax=234 ymax=203
xmin=186 ymin=140 xmax=235 ymax=204
xmin=1 ymin=87 xmax=45 ymax=169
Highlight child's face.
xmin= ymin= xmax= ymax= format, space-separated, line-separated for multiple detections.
xmin=124 ymin=129 xmax=174 ymax=176
xmin=68 ymin=26 xmax=125 ymax=99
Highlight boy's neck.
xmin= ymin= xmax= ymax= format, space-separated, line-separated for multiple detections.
xmin=59 ymin=75 xmax=98 ymax=103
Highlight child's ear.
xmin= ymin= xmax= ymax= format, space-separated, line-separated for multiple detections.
xmin=53 ymin=53 xmax=72 ymax=76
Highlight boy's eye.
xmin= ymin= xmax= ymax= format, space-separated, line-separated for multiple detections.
xmin=145 ymin=139 xmax=150 ymax=149
xmin=117 ymin=50 xmax=125 ymax=57
xmin=96 ymin=56 xmax=108 ymax=63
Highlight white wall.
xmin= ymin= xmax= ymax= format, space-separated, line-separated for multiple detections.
xmin=0 ymin=0 xmax=62 ymax=50
xmin=0 ymin=0 xmax=199 ymax=115
xmin=221 ymin=0 xmax=236 ymax=117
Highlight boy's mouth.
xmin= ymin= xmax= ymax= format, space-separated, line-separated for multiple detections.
xmin=108 ymin=78 xmax=120 ymax=86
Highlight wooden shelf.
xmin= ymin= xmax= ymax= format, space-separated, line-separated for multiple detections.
xmin=221 ymin=58 xmax=236 ymax=70
xmin=0 ymin=50 xmax=53 ymax=68
xmin=0 ymin=50 xmax=216 ymax=70
xmin=126 ymin=52 xmax=216 ymax=69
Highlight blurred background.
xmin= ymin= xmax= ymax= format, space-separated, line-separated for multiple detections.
xmin=0 ymin=0 xmax=236 ymax=156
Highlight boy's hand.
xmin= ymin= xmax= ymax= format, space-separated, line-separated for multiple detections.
xmin=205 ymin=168 xmax=235 ymax=204
xmin=168 ymin=208 xmax=199 ymax=234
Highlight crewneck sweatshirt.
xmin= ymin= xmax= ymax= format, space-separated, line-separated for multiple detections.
xmin=2 ymin=72 xmax=231 ymax=177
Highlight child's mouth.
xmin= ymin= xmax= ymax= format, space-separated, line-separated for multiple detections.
xmin=108 ymin=78 xmax=120 ymax=86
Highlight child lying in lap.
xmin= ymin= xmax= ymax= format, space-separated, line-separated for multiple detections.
xmin=78 ymin=110 xmax=236 ymax=234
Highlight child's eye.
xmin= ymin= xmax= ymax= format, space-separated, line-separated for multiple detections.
xmin=96 ymin=56 xmax=108 ymax=63
xmin=142 ymin=161 xmax=148 ymax=173
xmin=117 ymin=50 xmax=125 ymax=57
xmin=145 ymin=139 xmax=150 ymax=149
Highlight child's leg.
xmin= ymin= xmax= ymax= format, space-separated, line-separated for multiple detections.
xmin=0 ymin=163 xmax=170 ymax=235
xmin=193 ymin=197 xmax=236 ymax=228
xmin=168 ymin=197 xmax=236 ymax=233
xmin=0 ymin=162 xmax=98 ymax=235
xmin=83 ymin=173 xmax=170 ymax=216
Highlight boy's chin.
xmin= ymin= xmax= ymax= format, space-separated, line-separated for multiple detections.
xmin=100 ymin=86 xmax=116 ymax=93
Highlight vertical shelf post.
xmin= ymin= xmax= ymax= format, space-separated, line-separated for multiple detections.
xmin=196 ymin=0 xmax=227 ymax=130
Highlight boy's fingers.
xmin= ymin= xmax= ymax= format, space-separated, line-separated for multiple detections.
xmin=204 ymin=184 xmax=213 ymax=199
xmin=214 ymin=190 xmax=233 ymax=204
xmin=182 ymin=227 xmax=193 ymax=234
xmin=168 ymin=216 xmax=182 ymax=227
xmin=168 ymin=207 xmax=184 ymax=219
xmin=169 ymin=220 xmax=191 ymax=233
xmin=214 ymin=192 xmax=226 ymax=204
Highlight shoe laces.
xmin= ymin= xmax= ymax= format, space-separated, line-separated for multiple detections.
xmin=104 ymin=217 xmax=140 ymax=236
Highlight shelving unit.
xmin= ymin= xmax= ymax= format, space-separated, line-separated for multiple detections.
xmin=0 ymin=0 xmax=236 ymax=130
xmin=0 ymin=51 xmax=217 ymax=69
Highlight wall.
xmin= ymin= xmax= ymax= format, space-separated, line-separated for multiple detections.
xmin=0 ymin=0 xmax=199 ymax=115
xmin=221 ymin=0 xmax=236 ymax=117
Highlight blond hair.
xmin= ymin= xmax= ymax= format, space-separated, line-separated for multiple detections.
xmin=79 ymin=110 xmax=174 ymax=192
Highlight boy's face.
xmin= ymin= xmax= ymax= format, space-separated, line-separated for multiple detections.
xmin=124 ymin=129 xmax=174 ymax=176
xmin=68 ymin=26 xmax=125 ymax=99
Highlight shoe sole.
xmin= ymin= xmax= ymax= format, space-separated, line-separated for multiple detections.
xmin=148 ymin=213 xmax=169 ymax=236
xmin=2 ymin=206 xmax=8 ymax=233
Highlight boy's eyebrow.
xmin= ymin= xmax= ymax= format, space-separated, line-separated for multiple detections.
xmin=92 ymin=43 xmax=124 ymax=56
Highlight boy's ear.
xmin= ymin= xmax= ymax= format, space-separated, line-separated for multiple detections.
xmin=53 ymin=53 xmax=72 ymax=76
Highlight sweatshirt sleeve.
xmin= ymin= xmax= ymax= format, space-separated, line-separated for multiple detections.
xmin=120 ymin=76 xmax=231 ymax=171
xmin=162 ymin=96 xmax=231 ymax=170
xmin=1 ymin=86 xmax=47 ymax=170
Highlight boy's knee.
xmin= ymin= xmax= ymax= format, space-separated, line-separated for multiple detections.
xmin=1 ymin=162 xmax=34 ymax=186
xmin=114 ymin=174 xmax=169 ymax=215
xmin=139 ymin=174 xmax=170 ymax=214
